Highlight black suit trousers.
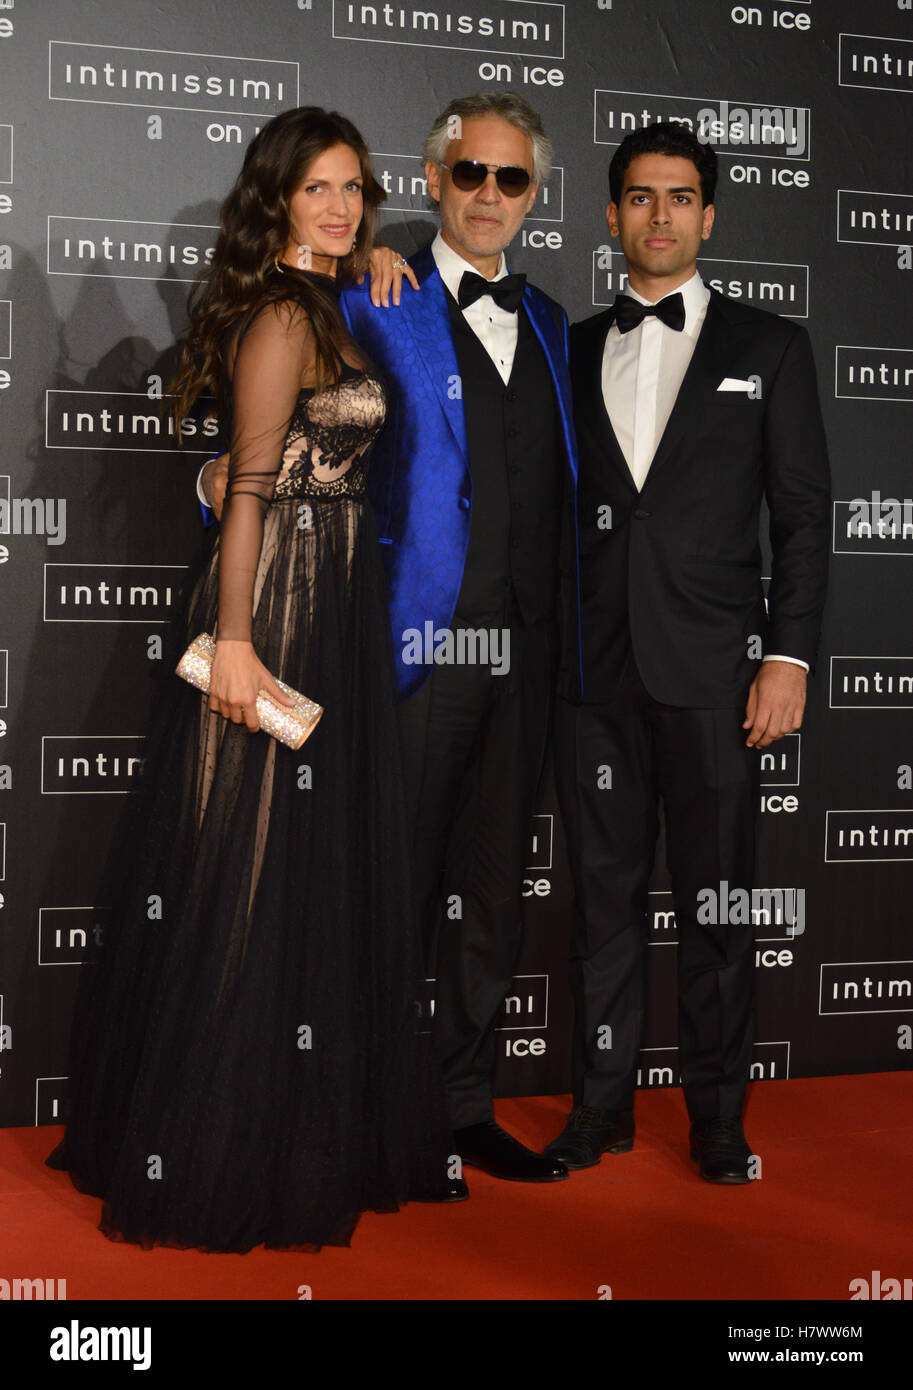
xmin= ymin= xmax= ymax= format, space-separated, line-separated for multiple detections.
xmin=398 ymin=605 xmax=556 ymax=1129
xmin=555 ymin=657 xmax=760 ymax=1121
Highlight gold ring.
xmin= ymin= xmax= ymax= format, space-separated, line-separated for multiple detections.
xmin=392 ymin=257 xmax=407 ymax=270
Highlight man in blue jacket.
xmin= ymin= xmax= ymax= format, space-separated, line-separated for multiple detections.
xmin=200 ymin=92 xmax=582 ymax=1186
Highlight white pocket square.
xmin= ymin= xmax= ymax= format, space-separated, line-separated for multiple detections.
xmin=717 ymin=377 xmax=755 ymax=392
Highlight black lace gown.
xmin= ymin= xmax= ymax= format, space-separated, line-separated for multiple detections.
xmin=46 ymin=284 xmax=453 ymax=1253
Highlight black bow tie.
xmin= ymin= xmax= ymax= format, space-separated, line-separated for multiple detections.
xmin=458 ymin=270 xmax=527 ymax=312
xmin=613 ymin=291 xmax=686 ymax=334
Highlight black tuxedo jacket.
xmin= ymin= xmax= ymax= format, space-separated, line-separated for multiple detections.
xmin=560 ymin=289 xmax=831 ymax=708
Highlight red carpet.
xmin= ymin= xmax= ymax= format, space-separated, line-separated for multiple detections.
xmin=3 ymin=1073 xmax=910 ymax=1301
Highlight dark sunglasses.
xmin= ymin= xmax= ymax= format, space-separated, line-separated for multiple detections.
xmin=439 ymin=160 xmax=532 ymax=197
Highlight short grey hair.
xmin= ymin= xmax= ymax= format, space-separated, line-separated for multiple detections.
xmin=422 ymin=92 xmax=553 ymax=185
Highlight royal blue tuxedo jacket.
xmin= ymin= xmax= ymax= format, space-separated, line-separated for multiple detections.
xmin=340 ymin=243 xmax=582 ymax=698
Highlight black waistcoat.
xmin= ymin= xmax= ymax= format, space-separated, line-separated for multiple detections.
xmin=445 ymin=290 xmax=563 ymax=626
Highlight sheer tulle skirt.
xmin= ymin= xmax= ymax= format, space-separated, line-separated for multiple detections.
xmin=46 ymin=494 xmax=453 ymax=1252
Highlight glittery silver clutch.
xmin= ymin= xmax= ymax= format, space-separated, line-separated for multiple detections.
xmin=176 ymin=632 xmax=323 ymax=749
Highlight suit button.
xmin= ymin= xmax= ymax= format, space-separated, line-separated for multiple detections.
xmin=512 ymin=538 xmax=521 ymax=549
xmin=459 ymin=496 xmax=470 ymax=510
xmin=505 ymin=391 xmax=516 ymax=402
xmin=633 ymin=508 xmax=651 ymax=519
xmin=510 ymin=464 xmax=520 ymax=475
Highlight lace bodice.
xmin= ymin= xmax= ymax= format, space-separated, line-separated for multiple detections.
xmin=272 ymin=368 xmax=387 ymax=502
xmin=215 ymin=294 xmax=386 ymax=643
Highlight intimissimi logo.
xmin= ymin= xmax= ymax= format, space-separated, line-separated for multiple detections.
xmin=592 ymin=249 xmax=808 ymax=315
xmin=594 ymin=89 xmax=810 ymax=161
xmin=45 ymin=391 xmax=218 ymax=452
xmin=635 ymin=1041 xmax=790 ymax=1086
xmin=839 ymin=33 xmax=913 ymax=96
xmin=415 ymin=974 xmax=549 ymax=1030
xmin=36 ymin=1078 xmax=68 ymax=1126
xmin=838 ymin=190 xmax=913 ymax=248
xmin=759 ymin=733 xmax=800 ymax=787
xmin=41 ymin=737 xmax=145 ymax=794
xmin=48 ymin=217 xmax=217 ymax=282
xmin=832 ymin=498 xmax=913 ymax=557
xmin=835 ymin=346 xmax=913 ymax=402
xmin=825 ymin=811 xmax=913 ymax=863
xmin=44 ymin=565 xmax=188 ymax=623
xmin=830 ymin=657 xmax=913 ymax=708
xmin=374 ymin=152 xmax=564 ymax=222
xmin=820 ymin=961 xmax=913 ymax=1014
xmin=38 ymin=907 xmax=108 ymax=966
xmin=49 ymin=41 xmax=298 ymax=116
xmin=332 ymin=1 xmax=565 ymax=58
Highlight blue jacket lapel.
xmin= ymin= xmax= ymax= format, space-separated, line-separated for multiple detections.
xmin=522 ymin=286 xmax=578 ymax=487
xmin=404 ymin=245 xmax=469 ymax=468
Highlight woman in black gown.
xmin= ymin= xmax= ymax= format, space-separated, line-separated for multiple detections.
xmin=46 ymin=107 xmax=456 ymax=1252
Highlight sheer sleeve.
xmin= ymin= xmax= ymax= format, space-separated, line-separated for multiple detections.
xmin=216 ymin=301 xmax=312 ymax=642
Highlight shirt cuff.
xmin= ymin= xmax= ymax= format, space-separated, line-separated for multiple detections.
xmin=197 ymin=460 xmax=216 ymax=528
xmin=762 ymin=654 xmax=809 ymax=672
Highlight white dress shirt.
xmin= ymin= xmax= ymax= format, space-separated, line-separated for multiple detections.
xmin=601 ymin=270 xmax=709 ymax=492
xmin=431 ymin=230 xmax=519 ymax=385
xmin=601 ymin=270 xmax=805 ymax=672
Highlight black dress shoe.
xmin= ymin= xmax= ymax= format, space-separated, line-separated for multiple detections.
xmin=453 ymin=1121 xmax=569 ymax=1182
xmin=543 ymin=1105 xmax=635 ymax=1170
xmin=689 ymin=1117 xmax=756 ymax=1184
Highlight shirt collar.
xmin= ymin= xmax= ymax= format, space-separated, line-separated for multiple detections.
xmin=431 ymin=230 xmax=507 ymax=303
xmin=623 ymin=269 xmax=709 ymax=334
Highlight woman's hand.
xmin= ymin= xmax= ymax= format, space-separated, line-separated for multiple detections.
xmin=357 ymin=245 xmax=419 ymax=307
xmin=209 ymin=638 xmax=295 ymax=732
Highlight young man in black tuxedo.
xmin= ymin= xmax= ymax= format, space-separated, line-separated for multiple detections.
xmin=546 ymin=123 xmax=830 ymax=1182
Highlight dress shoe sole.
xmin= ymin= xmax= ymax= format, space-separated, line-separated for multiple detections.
xmin=689 ymin=1147 xmax=753 ymax=1184
xmin=552 ymin=1154 xmax=600 ymax=1171
xmin=459 ymin=1158 xmax=568 ymax=1182
xmin=545 ymin=1137 xmax=634 ymax=1170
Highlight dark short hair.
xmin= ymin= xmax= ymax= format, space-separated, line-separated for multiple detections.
xmin=608 ymin=122 xmax=718 ymax=207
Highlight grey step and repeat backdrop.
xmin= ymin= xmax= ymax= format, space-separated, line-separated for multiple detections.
xmin=0 ymin=0 xmax=911 ymax=1128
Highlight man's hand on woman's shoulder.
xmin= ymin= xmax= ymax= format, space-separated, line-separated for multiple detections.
xmin=201 ymin=454 xmax=230 ymax=521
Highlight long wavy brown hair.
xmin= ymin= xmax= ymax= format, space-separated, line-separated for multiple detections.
xmin=170 ymin=106 xmax=386 ymax=429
